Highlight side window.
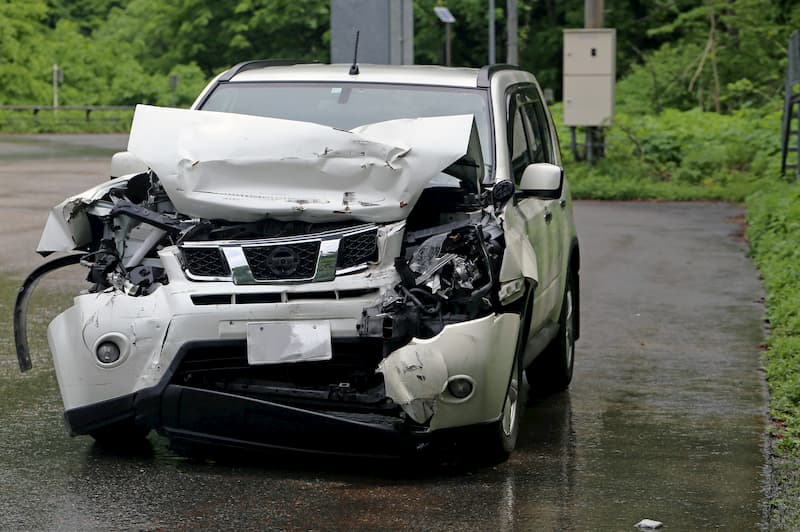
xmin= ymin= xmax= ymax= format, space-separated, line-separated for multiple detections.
xmin=508 ymin=96 xmax=532 ymax=184
xmin=521 ymin=90 xmax=554 ymax=164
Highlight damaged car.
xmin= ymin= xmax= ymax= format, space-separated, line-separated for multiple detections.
xmin=15 ymin=62 xmax=579 ymax=461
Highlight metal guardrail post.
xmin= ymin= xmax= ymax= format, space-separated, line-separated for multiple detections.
xmin=781 ymin=30 xmax=800 ymax=181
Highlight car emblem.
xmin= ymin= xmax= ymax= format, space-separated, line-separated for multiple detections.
xmin=266 ymin=246 xmax=299 ymax=276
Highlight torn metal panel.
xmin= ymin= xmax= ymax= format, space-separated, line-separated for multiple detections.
xmin=378 ymin=313 xmax=521 ymax=429
xmin=378 ymin=344 xmax=448 ymax=424
xmin=126 ymin=105 xmax=477 ymax=223
xmin=37 ymin=176 xmax=132 ymax=253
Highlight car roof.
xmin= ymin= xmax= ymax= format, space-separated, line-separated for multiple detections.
xmin=228 ymin=63 xmax=484 ymax=88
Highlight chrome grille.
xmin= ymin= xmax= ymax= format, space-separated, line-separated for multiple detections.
xmin=244 ymin=241 xmax=320 ymax=281
xmin=183 ymin=248 xmax=230 ymax=277
xmin=337 ymin=230 xmax=378 ymax=269
xmin=180 ymin=224 xmax=380 ymax=284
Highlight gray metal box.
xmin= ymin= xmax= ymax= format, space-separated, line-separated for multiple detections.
xmin=330 ymin=0 xmax=414 ymax=65
xmin=563 ymin=29 xmax=616 ymax=126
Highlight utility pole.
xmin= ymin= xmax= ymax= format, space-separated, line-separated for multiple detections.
xmin=584 ymin=0 xmax=603 ymax=163
xmin=488 ymin=0 xmax=496 ymax=65
xmin=52 ymin=64 xmax=63 ymax=118
xmin=433 ymin=7 xmax=455 ymax=66
xmin=506 ymin=0 xmax=518 ymax=64
xmin=585 ymin=0 xmax=604 ymax=29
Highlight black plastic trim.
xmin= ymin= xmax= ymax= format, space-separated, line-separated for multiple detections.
xmin=218 ymin=59 xmax=320 ymax=82
xmin=14 ymin=253 xmax=85 ymax=371
xmin=477 ymin=63 xmax=523 ymax=88
xmin=64 ymin=394 xmax=136 ymax=436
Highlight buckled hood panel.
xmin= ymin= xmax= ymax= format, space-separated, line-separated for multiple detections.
xmin=127 ymin=105 xmax=476 ymax=224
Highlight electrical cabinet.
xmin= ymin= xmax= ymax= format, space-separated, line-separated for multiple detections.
xmin=563 ymin=29 xmax=616 ymax=126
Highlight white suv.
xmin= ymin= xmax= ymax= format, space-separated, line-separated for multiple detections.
xmin=15 ymin=62 xmax=579 ymax=461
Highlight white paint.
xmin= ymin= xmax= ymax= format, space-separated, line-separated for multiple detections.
xmin=127 ymin=105 xmax=476 ymax=223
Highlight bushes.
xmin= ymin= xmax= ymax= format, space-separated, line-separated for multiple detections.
xmin=555 ymin=102 xmax=787 ymax=201
xmin=746 ymin=184 xmax=800 ymax=451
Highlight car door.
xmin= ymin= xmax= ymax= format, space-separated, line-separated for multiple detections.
xmin=505 ymin=89 xmax=554 ymax=331
xmin=519 ymin=87 xmax=564 ymax=323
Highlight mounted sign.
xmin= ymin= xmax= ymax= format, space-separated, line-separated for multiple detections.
xmin=434 ymin=6 xmax=455 ymax=23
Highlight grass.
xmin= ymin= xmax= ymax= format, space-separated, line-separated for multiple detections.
xmin=746 ymin=184 xmax=800 ymax=451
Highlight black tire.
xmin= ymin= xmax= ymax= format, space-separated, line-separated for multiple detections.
xmin=481 ymin=285 xmax=533 ymax=463
xmin=483 ymin=355 xmax=522 ymax=462
xmin=526 ymin=274 xmax=576 ymax=395
xmin=90 ymin=419 xmax=150 ymax=445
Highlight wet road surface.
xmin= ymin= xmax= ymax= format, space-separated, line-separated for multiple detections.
xmin=0 ymin=135 xmax=767 ymax=530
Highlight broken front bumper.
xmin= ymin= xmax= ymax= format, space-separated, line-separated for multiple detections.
xmin=44 ymin=248 xmax=520 ymax=452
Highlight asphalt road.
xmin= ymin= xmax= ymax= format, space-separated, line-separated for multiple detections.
xmin=0 ymin=135 xmax=767 ymax=530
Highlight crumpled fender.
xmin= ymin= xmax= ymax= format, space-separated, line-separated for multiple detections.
xmin=498 ymin=205 xmax=539 ymax=284
xmin=37 ymin=176 xmax=132 ymax=254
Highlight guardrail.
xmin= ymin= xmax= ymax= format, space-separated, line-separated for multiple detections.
xmin=0 ymin=105 xmax=135 ymax=133
xmin=0 ymin=105 xmax=134 ymax=121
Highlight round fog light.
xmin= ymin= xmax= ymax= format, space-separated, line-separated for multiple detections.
xmin=96 ymin=342 xmax=121 ymax=364
xmin=447 ymin=377 xmax=474 ymax=399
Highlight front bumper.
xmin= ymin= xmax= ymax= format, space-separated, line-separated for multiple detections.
xmin=50 ymin=254 xmax=520 ymax=451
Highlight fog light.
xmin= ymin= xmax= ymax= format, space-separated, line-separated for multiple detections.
xmin=96 ymin=342 xmax=121 ymax=364
xmin=447 ymin=377 xmax=474 ymax=399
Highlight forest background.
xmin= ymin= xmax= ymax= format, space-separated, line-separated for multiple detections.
xmin=3 ymin=0 xmax=800 ymax=490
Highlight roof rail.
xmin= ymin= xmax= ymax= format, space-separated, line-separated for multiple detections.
xmin=218 ymin=59 xmax=320 ymax=82
xmin=476 ymin=64 xmax=522 ymax=88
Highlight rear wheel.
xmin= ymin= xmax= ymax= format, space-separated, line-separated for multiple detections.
xmin=526 ymin=275 xmax=575 ymax=395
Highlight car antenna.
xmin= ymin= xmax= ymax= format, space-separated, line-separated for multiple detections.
xmin=349 ymin=30 xmax=360 ymax=75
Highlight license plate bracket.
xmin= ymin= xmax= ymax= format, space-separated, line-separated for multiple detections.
xmin=246 ymin=321 xmax=332 ymax=365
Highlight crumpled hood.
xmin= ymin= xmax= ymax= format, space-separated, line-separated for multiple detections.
xmin=127 ymin=105 xmax=477 ymax=223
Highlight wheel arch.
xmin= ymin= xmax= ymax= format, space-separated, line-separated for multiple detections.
xmin=568 ymin=238 xmax=580 ymax=341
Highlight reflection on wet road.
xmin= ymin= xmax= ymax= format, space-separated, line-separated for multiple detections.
xmin=0 ymin=136 xmax=766 ymax=529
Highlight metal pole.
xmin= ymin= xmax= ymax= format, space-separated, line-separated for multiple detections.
xmin=506 ymin=0 xmax=518 ymax=65
xmin=488 ymin=0 xmax=496 ymax=65
xmin=445 ymin=24 xmax=452 ymax=66
xmin=584 ymin=0 xmax=603 ymax=162
xmin=52 ymin=64 xmax=58 ymax=113
xmin=584 ymin=0 xmax=604 ymax=29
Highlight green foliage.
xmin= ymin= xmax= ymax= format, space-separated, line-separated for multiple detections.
xmin=553 ymin=101 xmax=786 ymax=201
xmin=746 ymin=185 xmax=800 ymax=452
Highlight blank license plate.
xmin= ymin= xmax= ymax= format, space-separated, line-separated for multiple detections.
xmin=246 ymin=321 xmax=332 ymax=365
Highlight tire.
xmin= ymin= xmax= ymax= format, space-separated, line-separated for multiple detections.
xmin=526 ymin=274 xmax=576 ymax=395
xmin=480 ymin=355 xmax=522 ymax=463
xmin=481 ymin=285 xmax=532 ymax=463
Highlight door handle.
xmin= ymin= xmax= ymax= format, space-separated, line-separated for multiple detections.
xmin=544 ymin=209 xmax=552 ymax=224
xmin=559 ymin=199 xmax=567 ymax=209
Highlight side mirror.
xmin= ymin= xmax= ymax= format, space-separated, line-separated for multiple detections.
xmin=518 ymin=163 xmax=563 ymax=199
xmin=110 ymin=151 xmax=148 ymax=179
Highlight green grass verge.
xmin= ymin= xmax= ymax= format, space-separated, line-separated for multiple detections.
xmin=747 ymin=184 xmax=800 ymax=453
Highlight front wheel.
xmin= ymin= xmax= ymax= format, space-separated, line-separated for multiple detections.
xmin=526 ymin=275 xmax=576 ymax=395
xmin=482 ymin=355 xmax=522 ymax=463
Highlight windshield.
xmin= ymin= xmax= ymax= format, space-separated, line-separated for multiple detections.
xmin=200 ymin=82 xmax=493 ymax=179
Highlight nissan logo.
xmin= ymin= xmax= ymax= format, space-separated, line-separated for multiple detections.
xmin=265 ymin=246 xmax=299 ymax=276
